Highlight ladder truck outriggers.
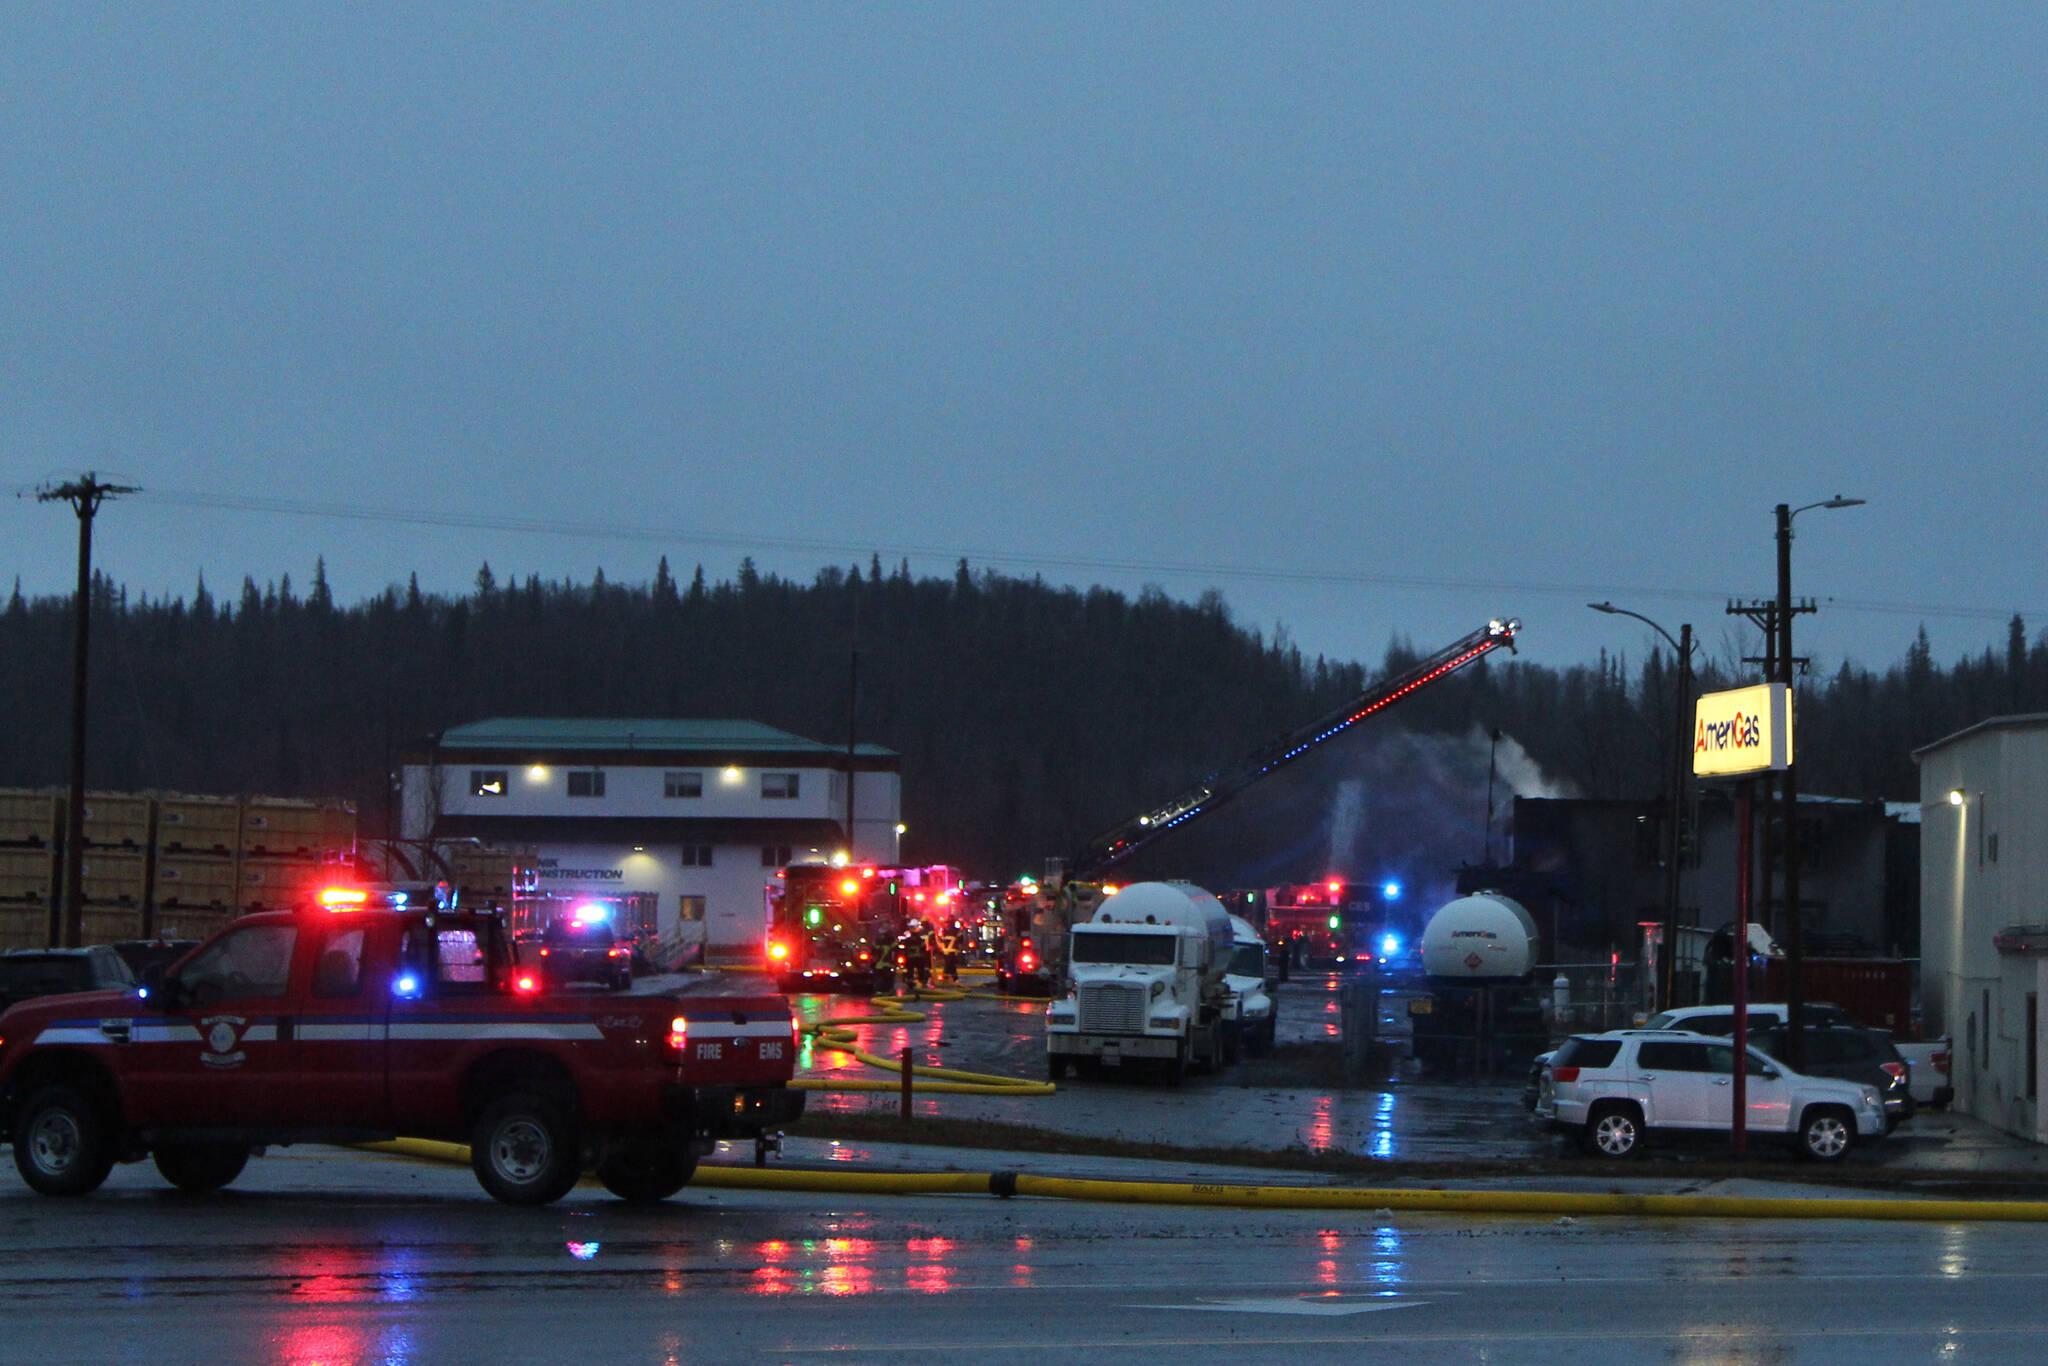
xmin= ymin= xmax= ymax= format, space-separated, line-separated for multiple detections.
xmin=1029 ymin=617 xmax=1520 ymax=1077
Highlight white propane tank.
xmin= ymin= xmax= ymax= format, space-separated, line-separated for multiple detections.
xmin=1092 ymin=881 xmax=1235 ymax=978
xmin=1420 ymin=892 xmax=1540 ymax=982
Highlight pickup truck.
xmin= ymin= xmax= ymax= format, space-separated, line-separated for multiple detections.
xmin=0 ymin=897 xmax=803 ymax=1206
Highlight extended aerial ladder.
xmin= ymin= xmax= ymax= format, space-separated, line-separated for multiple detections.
xmin=1000 ymin=617 xmax=1520 ymax=989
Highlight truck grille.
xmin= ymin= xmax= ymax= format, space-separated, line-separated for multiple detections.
xmin=1077 ymin=981 xmax=1147 ymax=1034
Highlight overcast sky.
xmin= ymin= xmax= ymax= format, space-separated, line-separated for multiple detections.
xmin=5 ymin=5 xmax=2042 ymax=678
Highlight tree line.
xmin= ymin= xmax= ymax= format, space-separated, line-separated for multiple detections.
xmin=1 ymin=560 xmax=2037 ymax=879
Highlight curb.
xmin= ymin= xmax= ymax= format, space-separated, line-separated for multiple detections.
xmin=358 ymin=1138 xmax=2048 ymax=1221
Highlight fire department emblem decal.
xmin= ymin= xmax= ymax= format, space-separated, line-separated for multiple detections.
xmin=200 ymin=1014 xmax=248 ymax=1069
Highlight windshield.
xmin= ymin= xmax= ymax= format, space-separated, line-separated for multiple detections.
xmin=1071 ymin=931 xmax=1177 ymax=966
xmin=1227 ymin=944 xmax=1265 ymax=977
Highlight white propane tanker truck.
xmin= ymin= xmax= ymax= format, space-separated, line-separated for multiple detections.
xmin=1044 ymin=882 xmax=1235 ymax=1084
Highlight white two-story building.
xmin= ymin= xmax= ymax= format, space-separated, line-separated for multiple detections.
xmin=398 ymin=718 xmax=901 ymax=963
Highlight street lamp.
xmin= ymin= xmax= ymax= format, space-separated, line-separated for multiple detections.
xmin=1588 ymin=602 xmax=1695 ymax=1011
xmin=1776 ymin=496 xmax=1865 ymax=1058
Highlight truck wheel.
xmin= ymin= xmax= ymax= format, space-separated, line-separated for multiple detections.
xmin=596 ymin=1133 xmax=697 ymax=1205
xmin=153 ymin=1142 xmax=249 ymax=1193
xmin=13 ymin=1085 xmax=116 ymax=1197
xmin=1797 ymin=1106 xmax=1854 ymax=1162
xmin=1583 ymin=1101 xmax=1643 ymax=1159
xmin=1048 ymin=1055 xmax=1068 ymax=1081
xmin=471 ymin=1093 xmax=583 ymax=1206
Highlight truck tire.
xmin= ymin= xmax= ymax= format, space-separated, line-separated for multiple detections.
xmin=471 ymin=1093 xmax=583 ymax=1207
xmin=1797 ymin=1106 xmax=1855 ymax=1162
xmin=13 ymin=1084 xmax=116 ymax=1197
xmin=1047 ymin=1054 xmax=1068 ymax=1081
xmin=153 ymin=1142 xmax=250 ymax=1193
xmin=1582 ymin=1101 xmax=1643 ymax=1159
xmin=596 ymin=1131 xmax=697 ymax=1205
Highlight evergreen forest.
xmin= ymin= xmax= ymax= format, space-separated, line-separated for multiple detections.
xmin=0 ymin=558 xmax=2037 ymax=881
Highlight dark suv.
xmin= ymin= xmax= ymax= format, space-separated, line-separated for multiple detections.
xmin=0 ymin=947 xmax=137 ymax=1012
xmin=1752 ymin=1024 xmax=1914 ymax=1131
xmin=537 ymin=914 xmax=631 ymax=990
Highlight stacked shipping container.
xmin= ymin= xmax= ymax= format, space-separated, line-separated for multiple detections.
xmin=0 ymin=790 xmax=357 ymax=950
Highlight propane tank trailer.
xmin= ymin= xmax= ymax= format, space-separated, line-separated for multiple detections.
xmin=1419 ymin=891 xmax=1540 ymax=983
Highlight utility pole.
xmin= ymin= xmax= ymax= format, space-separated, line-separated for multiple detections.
xmin=35 ymin=473 xmax=137 ymax=948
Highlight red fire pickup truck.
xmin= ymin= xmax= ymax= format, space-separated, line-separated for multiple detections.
xmin=0 ymin=898 xmax=803 ymax=1206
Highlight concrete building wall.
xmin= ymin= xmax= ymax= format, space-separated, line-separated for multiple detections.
xmin=1916 ymin=717 xmax=2048 ymax=1142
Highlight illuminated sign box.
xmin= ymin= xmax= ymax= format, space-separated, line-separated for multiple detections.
xmin=1694 ymin=683 xmax=1791 ymax=777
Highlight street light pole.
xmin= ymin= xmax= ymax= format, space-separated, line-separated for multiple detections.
xmin=1588 ymin=603 xmax=1695 ymax=1011
xmin=34 ymin=473 xmax=138 ymax=948
xmin=1775 ymin=496 xmax=1865 ymax=1063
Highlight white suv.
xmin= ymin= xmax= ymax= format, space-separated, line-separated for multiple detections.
xmin=1536 ymin=1029 xmax=1886 ymax=1161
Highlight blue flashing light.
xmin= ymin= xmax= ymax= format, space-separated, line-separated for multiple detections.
xmin=390 ymin=891 xmax=409 ymax=906
xmin=574 ymin=903 xmax=611 ymax=924
xmin=1381 ymin=934 xmax=1402 ymax=958
xmin=394 ymin=973 xmax=422 ymax=998
xmin=1381 ymin=880 xmax=1403 ymax=901
xmin=135 ymin=986 xmax=149 ymax=1000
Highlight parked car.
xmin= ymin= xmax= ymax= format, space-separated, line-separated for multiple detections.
xmin=0 ymin=947 xmax=137 ymax=1013
xmin=1640 ymin=1001 xmax=1850 ymax=1034
xmin=1752 ymin=1024 xmax=1914 ymax=1131
xmin=1536 ymin=1028 xmax=1887 ymax=1161
xmin=111 ymin=939 xmax=201 ymax=981
xmin=536 ymin=912 xmax=632 ymax=990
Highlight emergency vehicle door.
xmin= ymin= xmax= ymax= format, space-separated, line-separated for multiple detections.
xmin=128 ymin=921 xmax=302 ymax=1128
xmin=291 ymin=919 xmax=392 ymax=1129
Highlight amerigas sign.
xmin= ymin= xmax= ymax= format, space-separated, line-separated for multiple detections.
xmin=1694 ymin=683 xmax=1791 ymax=777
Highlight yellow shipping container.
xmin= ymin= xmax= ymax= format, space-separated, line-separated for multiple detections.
xmin=0 ymin=845 xmax=56 ymax=904
xmin=237 ymin=856 xmax=326 ymax=911
xmin=81 ymin=792 xmax=152 ymax=848
xmin=0 ymin=789 xmax=60 ymax=846
xmin=155 ymin=853 xmax=237 ymax=908
xmin=156 ymin=794 xmax=240 ymax=853
xmin=155 ymin=906 xmax=233 ymax=942
xmin=81 ymin=851 xmax=147 ymax=905
xmin=83 ymin=906 xmax=144 ymax=944
xmin=0 ymin=905 xmax=51 ymax=951
xmin=241 ymin=798 xmax=330 ymax=856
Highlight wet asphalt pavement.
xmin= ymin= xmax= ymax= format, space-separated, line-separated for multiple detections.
xmin=3 ymin=970 xmax=2044 ymax=1361
xmin=6 ymin=1145 xmax=2048 ymax=1363
xmin=743 ymin=969 xmax=2048 ymax=1178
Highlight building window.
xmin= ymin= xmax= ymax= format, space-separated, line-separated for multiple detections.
xmin=678 ymin=895 xmax=705 ymax=923
xmin=470 ymin=770 xmax=508 ymax=797
xmin=762 ymin=845 xmax=792 ymax=868
xmin=664 ymin=771 xmax=703 ymax=799
xmin=762 ymin=772 xmax=799 ymax=800
xmin=567 ymin=770 xmax=606 ymax=798
xmin=681 ymin=845 xmax=714 ymax=868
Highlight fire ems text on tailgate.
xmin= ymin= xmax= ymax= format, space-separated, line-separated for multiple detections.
xmin=0 ymin=896 xmax=803 ymax=1206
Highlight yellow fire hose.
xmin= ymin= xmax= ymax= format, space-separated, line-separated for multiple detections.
xmin=794 ymin=986 xmax=1057 ymax=1096
xmin=359 ymin=1139 xmax=2048 ymax=1223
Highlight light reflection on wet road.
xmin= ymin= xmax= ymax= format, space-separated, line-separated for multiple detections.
xmin=3 ymin=1152 xmax=2045 ymax=1363
xmin=787 ymin=972 xmax=1542 ymax=1162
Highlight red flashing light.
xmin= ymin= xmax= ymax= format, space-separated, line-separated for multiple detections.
xmin=319 ymin=887 xmax=368 ymax=909
xmin=767 ymin=941 xmax=791 ymax=961
xmin=513 ymin=973 xmax=540 ymax=995
xmin=840 ymin=879 xmax=860 ymax=895
xmin=861 ymin=867 xmax=876 ymax=879
xmin=1326 ymin=880 xmax=1342 ymax=895
xmin=668 ymin=1015 xmax=688 ymax=1050
xmin=1019 ymin=951 xmax=1037 ymax=970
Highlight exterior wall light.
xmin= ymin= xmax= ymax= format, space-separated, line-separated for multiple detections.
xmin=1949 ymin=789 xmax=1965 ymax=807
xmin=722 ymin=766 xmax=743 ymax=783
xmin=528 ymin=765 xmax=548 ymax=781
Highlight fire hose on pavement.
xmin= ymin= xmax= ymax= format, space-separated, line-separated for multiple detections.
xmin=793 ymin=986 xmax=1057 ymax=1096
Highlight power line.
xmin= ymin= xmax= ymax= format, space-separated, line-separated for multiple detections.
xmin=46 ymin=484 xmax=2045 ymax=629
